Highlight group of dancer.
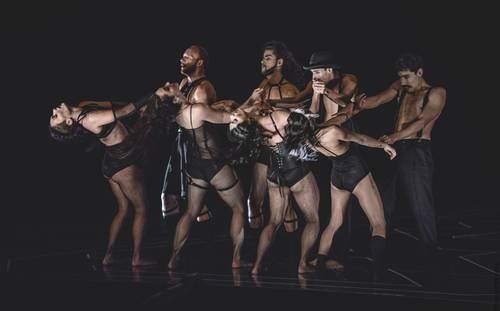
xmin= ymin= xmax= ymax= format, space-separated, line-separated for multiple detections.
xmin=49 ymin=41 xmax=446 ymax=280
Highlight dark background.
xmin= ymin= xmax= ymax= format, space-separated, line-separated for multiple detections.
xmin=3 ymin=1 xmax=497 ymax=254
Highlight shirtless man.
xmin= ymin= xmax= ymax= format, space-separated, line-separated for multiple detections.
xmin=356 ymin=52 xmax=446 ymax=258
xmin=161 ymin=45 xmax=216 ymax=223
xmin=305 ymin=51 xmax=358 ymax=124
xmin=243 ymin=41 xmax=305 ymax=233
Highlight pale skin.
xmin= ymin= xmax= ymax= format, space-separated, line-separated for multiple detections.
xmin=158 ymin=84 xmax=247 ymax=270
xmin=50 ymin=101 xmax=154 ymax=267
xmin=355 ymin=68 xmax=447 ymax=143
xmin=230 ymin=109 xmax=320 ymax=274
xmin=308 ymin=125 xmax=396 ymax=263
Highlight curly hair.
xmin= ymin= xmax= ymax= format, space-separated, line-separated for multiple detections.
xmin=228 ymin=120 xmax=267 ymax=165
xmin=262 ymin=40 xmax=306 ymax=89
xmin=394 ymin=53 xmax=424 ymax=73
xmin=284 ymin=112 xmax=321 ymax=161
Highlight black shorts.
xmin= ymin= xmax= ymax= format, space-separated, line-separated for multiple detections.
xmin=186 ymin=158 xmax=227 ymax=183
xmin=102 ymin=142 xmax=143 ymax=179
xmin=267 ymin=151 xmax=310 ymax=188
xmin=330 ymin=146 xmax=370 ymax=192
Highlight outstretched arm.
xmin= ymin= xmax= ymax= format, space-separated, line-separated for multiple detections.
xmin=331 ymin=126 xmax=397 ymax=159
xmin=79 ymin=94 xmax=159 ymax=129
xmin=356 ymin=80 xmax=400 ymax=110
xmin=196 ymin=104 xmax=231 ymax=124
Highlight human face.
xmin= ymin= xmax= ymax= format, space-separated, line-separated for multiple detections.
xmin=49 ymin=103 xmax=72 ymax=128
xmin=260 ymin=49 xmax=281 ymax=75
xmin=311 ymin=68 xmax=335 ymax=83
xmin=180 ymin=47 xmax=200 ymax=75
xmin=398 ymin=69 xmax=423 ymax=93
xmin=229 ymin=108 xmax=248 ymax=130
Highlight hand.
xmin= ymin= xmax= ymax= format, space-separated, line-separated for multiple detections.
xmin=382 ymin=143 xmax=397 ymax=160
xmin=354 ymin=93 xmax=367 ymax=109
xmin=155 ymin=87 xmax=169 ymax=99
xmin=312 ymin=81 xmax=326 ymax=94
xmin=250 ymin=88 xmax=264 ymax=102
xmin=379 ymin=133 xmax=398 ymax=145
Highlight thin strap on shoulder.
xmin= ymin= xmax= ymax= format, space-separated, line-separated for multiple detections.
xmin=269 ymin=112 xmax=284 ymax=139
xmin=417 ymin=86 xmax=434 ymax=138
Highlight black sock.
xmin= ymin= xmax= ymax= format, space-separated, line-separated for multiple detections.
xmin=316 ymin=254 xmax=327 ymax=272
xmin=370 ymin=235 xmax=386 ymax=280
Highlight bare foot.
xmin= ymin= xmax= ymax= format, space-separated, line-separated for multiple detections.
xmin=250 ymin=265 xmax=262 ymax=275
xmin=232 ymin=260 xmax=253 ymax=269
xmin=131 ymin=257 xmax=157 ymax=267
xmin=308 ymin=258 xmax=344 ymax=270
xmin=102 ymin=253 xmax=115 ymax=266
xmin=298 ymin=263 xmax=316 ymax=274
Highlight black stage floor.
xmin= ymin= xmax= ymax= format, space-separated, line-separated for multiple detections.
xmin=5 ymin=210 xmax=499 ymax=310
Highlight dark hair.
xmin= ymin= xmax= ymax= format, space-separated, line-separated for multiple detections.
xmin=394 ymin=53 xmax=424 ymax=73
xmin=192 ymin=45 xmax=209 ymax=69
xmin=228 ymin=121 xmax=266 ymax=164
xmin=284 ymin=112 xmax=317 ymax=149
xmin=262 ymin=40 xmax=306 ymax=89
xmin=48 ymin=107 xmax=90 ymax=143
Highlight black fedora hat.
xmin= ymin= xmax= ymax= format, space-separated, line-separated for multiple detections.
xmin=303 ymin=51 xmax=341 ymax=70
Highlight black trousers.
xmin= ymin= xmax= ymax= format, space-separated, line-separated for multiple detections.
xmin=382 ymin=139 xmax=437 ymax=248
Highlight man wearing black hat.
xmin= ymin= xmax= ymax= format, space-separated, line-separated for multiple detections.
xmin=303 ymin=51 xmax=360 ymax=272
xmin=356 ymin=53 xmax=446 ymax=262
xmin=304 ymin=51 xmax=358 ymax=125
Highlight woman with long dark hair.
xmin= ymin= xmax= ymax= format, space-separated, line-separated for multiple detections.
xmin=284 ymin=111 xmax=396 ymax=280
xmin=229 ymin=106 xmax=320 ymax=274
xmin=49 ymin=94 xmax=164 ymax=266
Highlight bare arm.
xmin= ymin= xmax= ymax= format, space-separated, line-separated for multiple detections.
xmin=381 ymin=87 xmax=446 ymax=144
xmin=331 ymin=126 xmax=397 ymax=159
xmin=357 ymin=80 xmax=400 ymax=110
xmin=80 ymin=94 xmax=159 ymax=129
xmin=268 ymin=80 xmax=314 ymax=108
xmin=197 ymin=104 xmax=231 ymax=124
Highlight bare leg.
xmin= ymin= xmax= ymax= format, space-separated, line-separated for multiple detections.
xmin=352 ymin=173 xmax=387 ymax=280
xmin=211 ymin=165 xmax=246 ymax=268
xmin=251 ymin=181 xmax=288 ymax=274
xmin=283 ymin=199 xmax=299 ymax=233
xmin=317 ymin=185 xmax=351 ymax=260
xmin=102 ymin=178 xmax=130 ymax=265
xmin=112 ymin=165 xmax=154 ymax=266
xmin=248 ymin=163 xmax=267 ymax=229
xmin=352 ymin=173 xmax=386 ymax=238
xmin=290 ymin=172 xmax=320 ymax=274
xmin=168 ymin=176 xmax=208 ymax=270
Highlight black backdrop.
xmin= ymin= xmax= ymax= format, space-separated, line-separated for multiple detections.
xmin=3 ymin=1 xmax=497 ymax=252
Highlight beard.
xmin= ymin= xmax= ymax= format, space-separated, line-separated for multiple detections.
xmin=181 ymin=63 xmax=196 ymax=75
xmin=261 ymin=63 xmax=277 ymax=77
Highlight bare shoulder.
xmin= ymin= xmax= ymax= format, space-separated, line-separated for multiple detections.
xmin=428 ymin=86 xmax=446 ymax=105
xmin=343 ymin=73 xmax=358 ymax=84
xmin=280 ymin=80 xmax=300 ymax=97
xmin=193 ymin=80 xmax=216 ymax=104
